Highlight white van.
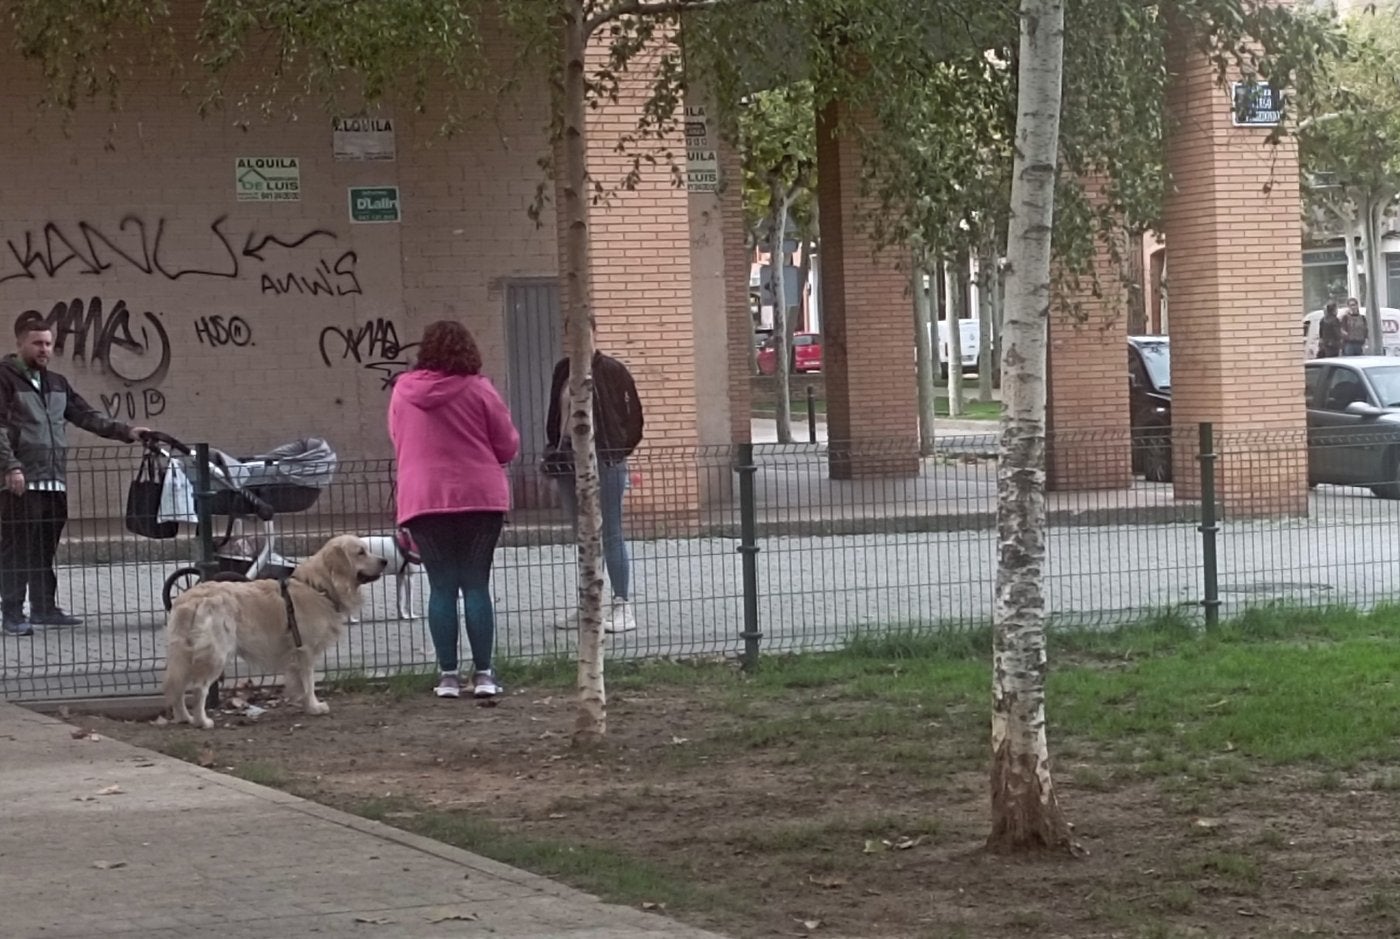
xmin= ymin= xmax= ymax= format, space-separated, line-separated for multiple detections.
xmin=1302 ymin=307 xmax=1400 ymax=358
xmin=931 ymin=318 xmax=981 ymax=374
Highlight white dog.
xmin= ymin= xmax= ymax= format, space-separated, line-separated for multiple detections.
xmin=163 ymin=535 xmax=388 ymax=729
xmin=356 ymin=530 xmax=424 ymax=620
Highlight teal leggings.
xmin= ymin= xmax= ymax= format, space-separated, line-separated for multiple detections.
xmin=406 ymin=512 xmax=505 ymax=674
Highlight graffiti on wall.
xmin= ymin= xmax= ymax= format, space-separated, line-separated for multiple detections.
xmin=23 ymin=296 xmax=172 ymax=386
xmin=319 ymin=318 xmax=417 ymax=389
xmin=101 ymin=388 xmax=167 ymax=421
xmin=0 ymin=217 xmax=359 ymax=291
xmin=2 ymin=215 xmax=396 ymax=420
xmin=193 ymin=316 xmax=252 ymax=348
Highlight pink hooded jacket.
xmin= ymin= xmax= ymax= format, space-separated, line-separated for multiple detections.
xmin=388 ymin=370 xmax=521 ymax=525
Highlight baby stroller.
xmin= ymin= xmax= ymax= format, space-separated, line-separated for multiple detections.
xmin=134 ymin=433 xmax=338 ymax=611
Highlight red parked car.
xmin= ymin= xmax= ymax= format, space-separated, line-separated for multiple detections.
xmin=757 ymin=332 xmax=823 ymax=375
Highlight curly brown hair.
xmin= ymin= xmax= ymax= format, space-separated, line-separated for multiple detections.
xmin=415 ymin=320 xmax=482 ymax=376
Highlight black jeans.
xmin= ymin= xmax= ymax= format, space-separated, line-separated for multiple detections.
xmin=0 ymin=490 xmax=68 ymax=621
xmin=406 ymin=512 xmax=505 ymax=673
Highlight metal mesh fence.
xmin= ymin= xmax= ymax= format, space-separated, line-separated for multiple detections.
xmin=1 ymin=424 xmax=1391 ymax=701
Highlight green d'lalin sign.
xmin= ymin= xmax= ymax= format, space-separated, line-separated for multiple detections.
xmin=349 ymin=186 xmax=401 ymax=223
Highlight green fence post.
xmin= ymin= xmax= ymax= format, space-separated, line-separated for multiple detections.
xmin=1197 ymin=422 xmax=1220 ymax=629
xmin=737 ymin=442 xmax=762 ymax=669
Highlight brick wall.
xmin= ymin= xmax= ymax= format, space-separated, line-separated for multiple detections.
xmin=554 ymin=35 xmax=702 ymax=523
xmin=0 ymin=18 xmax=738 ymax=524
xmin=1046 ymin=181 xmax=1133 ymax=490
xmin=1163 ymin=23 xmax=1307 ymax=516
xmin=815 ymin=102 xmax=919 ymax=479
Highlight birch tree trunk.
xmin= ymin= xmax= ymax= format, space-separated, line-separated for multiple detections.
xmin=913 ymin=255 xmax=937 ymax=456
xmin=561 ymin=0 xmax=608 ymax=744
xmin=771 ymin=190 xmax=794 ymax=443
xmin=1346 ymin=228 xmax=1361 ymax=304
xmin=1365 ymin=197 xmax=1386 ymax=357
xmin=993 ymin=257 xmax=1005 ymax=388
xmin=988 ymin=0 xmax=1076 ymax=855
xmin=945 ymin=259 xmax=965 ymax=417
xmin=977 ymin=249 xmax=995 ymax=403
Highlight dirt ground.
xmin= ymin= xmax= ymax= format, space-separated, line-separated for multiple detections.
xmin=74 ymin=677 xmax=1400 ymax=939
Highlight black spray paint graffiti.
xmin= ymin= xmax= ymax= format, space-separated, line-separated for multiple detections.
xmin=319 ymin=319 xmax=418 ymax=389
xmin=26 ymin=297 xmax=171 ymax=386
xmin=101 ymin=389 xmax=167 ymax=421
xmin=0 ymin=217 xmax=360 ymax=294
xmin=260 ymin=251 xmax=362 ymax=297
xmin=193 ymin=316 xmax=253 ymax=348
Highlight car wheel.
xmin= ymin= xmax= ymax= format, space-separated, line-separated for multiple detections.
xmin=1372 ymin=448 xmax=1400 ymax=500
xmin=1137 ymin=425 xmax=1173 ymax=483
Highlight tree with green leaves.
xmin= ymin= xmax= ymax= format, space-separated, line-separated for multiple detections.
xmin=1297 ymin=7 xmax=1400 ymax=355
xmin=740 ymin=82 xmax=816 ymax=443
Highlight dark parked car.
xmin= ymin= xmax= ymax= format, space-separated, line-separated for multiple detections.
xmin=1128 ymin=336 xmax=1173 ymax=481
xmin=1126 ymin=341 xmax=1400 ymax=497
xmin=1304 ymin=357 xmax=1400 ymax=498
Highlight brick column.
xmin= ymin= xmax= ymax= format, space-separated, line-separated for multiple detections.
xmin=556 ymin=37 xmax=703 ymax=529
xmin=1046 ymin=185 xmax=1133 ymax=491
xmin=815 ymin=101 xmax=919 ymax=479
xmin=1163 ymin=21 xmax=1307 ymax=516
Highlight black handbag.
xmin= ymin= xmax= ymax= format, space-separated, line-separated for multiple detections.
xmin=539 ymin=445 xmax=574 ymax=478
xmin=125 ymin=451 xmax=178 ymax=539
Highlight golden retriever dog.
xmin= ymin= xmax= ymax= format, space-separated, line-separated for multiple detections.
xmin=163 ymin=534 xmax=388 ymax=729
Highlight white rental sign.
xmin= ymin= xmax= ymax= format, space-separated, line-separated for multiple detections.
xmin=333 ymin=116 xmax=396 ymax=161
xmin=684 ymin=105 xmax=720 ymax=193
xmin=235 ymin=157 xmax=301 ymax=202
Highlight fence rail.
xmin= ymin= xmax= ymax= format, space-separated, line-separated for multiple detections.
xmin=3 ymin=424 xmax=1398 ymax=701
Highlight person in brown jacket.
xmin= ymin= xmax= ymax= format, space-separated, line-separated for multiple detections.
xmin=543 ymin=351 xmax=644 ymax=633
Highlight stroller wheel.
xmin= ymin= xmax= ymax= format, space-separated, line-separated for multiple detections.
xmin=161 ymin=567 xmax=202 ymax=612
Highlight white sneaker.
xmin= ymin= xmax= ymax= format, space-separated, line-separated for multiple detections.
xmin=433 ymin=672 xmax=462 ymax=698
xmin=605 ymin=600 xmax=638 ymax=633
xmin=472 ymin=669 xmax=502 ymax=698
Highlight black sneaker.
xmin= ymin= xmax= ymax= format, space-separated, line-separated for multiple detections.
xmin=29 ymin=609 xmax=81 ymax=627
xmin=2 ymin=618 xmax=33 ymax=637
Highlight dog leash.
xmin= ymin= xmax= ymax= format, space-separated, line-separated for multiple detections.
xmin=278 ymin=578 xmax=304 ymax=649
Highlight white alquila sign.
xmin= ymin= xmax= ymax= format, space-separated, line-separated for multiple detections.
xmin=684 ymin=105 xmax=720 ymax=193
xmin=333 ymin=116 xmax=396 ymax=161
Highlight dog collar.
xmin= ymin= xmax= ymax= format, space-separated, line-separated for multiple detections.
xmin=289 ymin=574 xmax=345 ymax=615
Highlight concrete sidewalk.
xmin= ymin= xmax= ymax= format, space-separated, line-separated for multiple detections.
xmin=0 ymin=702 xmax=727 ymax=939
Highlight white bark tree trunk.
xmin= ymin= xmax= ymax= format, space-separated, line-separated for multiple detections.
xmin=977 ymin=248 xmax=995 ymax=403
xmin=1346 ymin=228 xmax=1361 ymax=304
xmin=1365 ymin=198 xmax=1386 ymax=357
xmin=770 ymin=190 xmax=794 ymax=443
xmin=988 ymin=0 xmax=1076 ymax=855
xmin=993 ymin=254 xmax=1005 ymax=388
xmin=946 ymin=259 xmax=964 ymax=417
xmin=561 ymin=0 xmax=608 ymax=744
xmin=913 ymin=255 xmax=937 ymax=455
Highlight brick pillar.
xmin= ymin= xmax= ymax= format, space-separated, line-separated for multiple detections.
xmin=556 ymin=37 xmax=702 ymax=530
xmin=815 ymin=101 xmax=919 ymax=478
xmin=1163 ymin=21 xmax=1307 ymax=516
xmin=1046 ymin=184 xmax=1133 ymax=491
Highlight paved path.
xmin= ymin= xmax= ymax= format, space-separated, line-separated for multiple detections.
xmin=0 ymin=701 xmax=726 ymax=939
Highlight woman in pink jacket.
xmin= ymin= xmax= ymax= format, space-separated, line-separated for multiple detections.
xmin=389 ymin=321 xmax=520 ymax=700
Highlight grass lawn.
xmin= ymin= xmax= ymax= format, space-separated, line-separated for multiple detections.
xmin=80 ymin=604 xmax=1400 ymax=938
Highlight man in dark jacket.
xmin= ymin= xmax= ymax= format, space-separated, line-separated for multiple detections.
xmin=0 ymin=315 xmax=151 ymax=636
xmin=1318 ymin=302 xmax=1344 ymax=358
xmin=544 ymin=351 xmax=643 ymax=633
